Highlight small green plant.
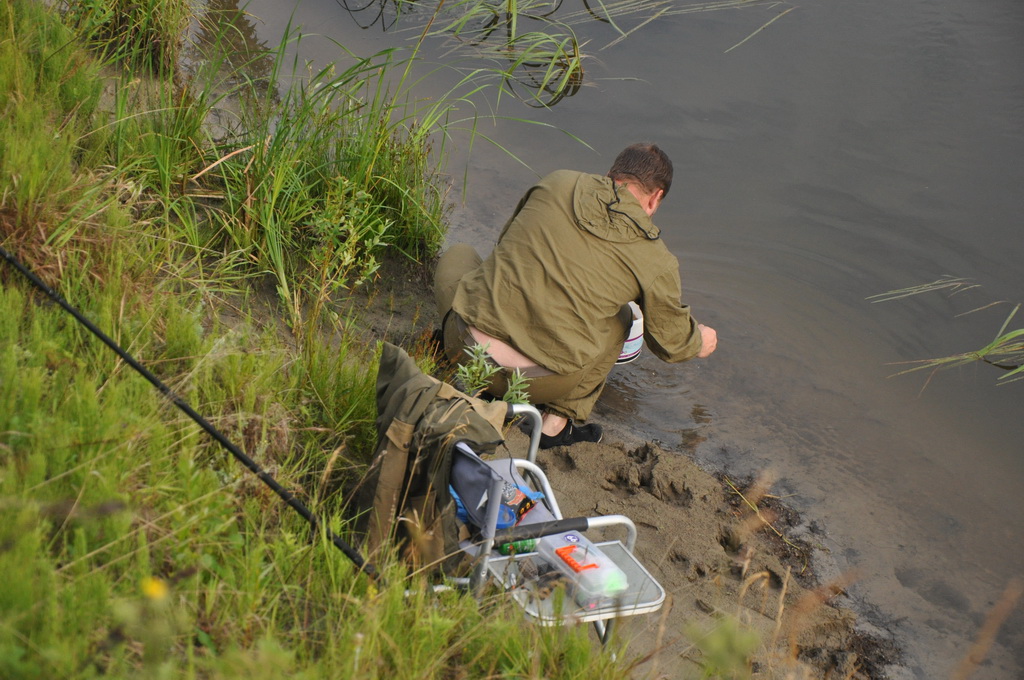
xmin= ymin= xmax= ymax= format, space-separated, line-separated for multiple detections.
xmin=300 ymin=177 xmax=394 ymax=331
xmin=456 ymin=343 xmax=502 ymax=396
xmin=455 ymin=343 xmax=531 ymax=403
xmin=503 ymin=365 xmax=532 ymax=404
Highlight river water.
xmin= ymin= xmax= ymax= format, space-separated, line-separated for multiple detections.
xmin=214 ymin=0 xmax=1023 ymax=676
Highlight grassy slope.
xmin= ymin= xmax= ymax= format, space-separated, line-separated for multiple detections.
xmin=0 ymin=2 xmax=626 ymax=677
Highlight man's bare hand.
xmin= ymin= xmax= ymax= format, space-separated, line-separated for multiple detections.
xmin=697 ymin=324 xmax=717 ymax=358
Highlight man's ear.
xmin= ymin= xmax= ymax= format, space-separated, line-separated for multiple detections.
xmin=646 ymin=189 xmax=664 ymax=216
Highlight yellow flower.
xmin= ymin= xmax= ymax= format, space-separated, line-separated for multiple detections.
xmin=141 ymin=576 xmax=168 ymax=601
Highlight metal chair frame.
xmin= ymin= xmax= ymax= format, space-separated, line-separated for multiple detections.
xmin=451 ymin=404 xmax=665 ymax=644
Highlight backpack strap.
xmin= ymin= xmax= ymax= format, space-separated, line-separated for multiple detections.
xmin=366 ymin=418 xmax=416 ymax=558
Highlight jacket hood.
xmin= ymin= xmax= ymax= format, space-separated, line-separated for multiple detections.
xmin=572 ymin=173 xmax=661 ymax=243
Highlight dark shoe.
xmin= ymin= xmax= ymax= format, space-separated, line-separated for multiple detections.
xmin=523 ymin=420 xmax=603 ymax=449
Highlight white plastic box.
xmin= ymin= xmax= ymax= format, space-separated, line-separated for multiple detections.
xmin=536 ymin=531 xmax=628 ymax=608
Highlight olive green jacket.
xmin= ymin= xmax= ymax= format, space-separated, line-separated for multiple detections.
xmin=451 ymin=170 xmax=703 ymax=375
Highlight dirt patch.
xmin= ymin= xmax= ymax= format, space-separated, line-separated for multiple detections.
xmin=341 ymin=255 xmax=441 ymax=353
xmin=351 ymin=255 xmax=898 ymax=679
xmin=517 ymin=436 xmax=893 ymax=679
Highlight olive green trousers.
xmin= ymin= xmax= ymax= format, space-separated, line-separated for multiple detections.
xmin=433 ymin=243 xmax=627 ymax=421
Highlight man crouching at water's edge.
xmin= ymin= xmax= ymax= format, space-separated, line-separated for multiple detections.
xmin=434 ymin=143 xmax=718 ymax=449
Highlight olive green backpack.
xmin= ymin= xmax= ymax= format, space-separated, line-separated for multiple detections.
xmin=360 ymin=343 xmax=508 ymax=573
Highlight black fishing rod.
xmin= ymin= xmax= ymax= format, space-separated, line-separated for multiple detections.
xmin=0 ymin=244 xmax=377 ymax=580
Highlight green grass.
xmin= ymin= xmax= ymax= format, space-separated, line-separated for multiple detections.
xmin=60 ymin=0 xmax=191 ymax=77
xmin=0 ymin=0 xmax=103 ymax=228
xmin=0 ymin=2 xmax=632 ymax=677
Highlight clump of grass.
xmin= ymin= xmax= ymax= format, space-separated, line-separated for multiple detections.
xmin=0 ymin=0 xmax=103 ymax=230
xmin=190 ymin=29 xmax=451 ymax=330
xmin=60 ymin=0 xmax=190 ymax=76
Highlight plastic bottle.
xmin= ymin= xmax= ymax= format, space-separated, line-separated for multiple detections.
xmin=496 ymin=538 xmax=537 ymax=555
xmin=536 ymin=531 xmax=628 ymax=607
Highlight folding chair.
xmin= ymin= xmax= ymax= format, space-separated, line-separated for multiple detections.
xmin=451 ymin=404 xmax=666 ymax=644
xmin=366 ymin=344 xmax=663 ymax=643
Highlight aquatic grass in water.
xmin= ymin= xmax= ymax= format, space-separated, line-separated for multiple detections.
xmin=894 ymin=305 xmax=1024 ymax=383
xmin=427 ymin=0 xmax=586 ymax=106
xmin=870 ymin=277 xmax=1024 ymax=383
xmin=375 ymin=0 xmax=780 ymax=105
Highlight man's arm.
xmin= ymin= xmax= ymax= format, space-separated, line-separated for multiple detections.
xmin=641 ymin=267 xmax=713 ymax=363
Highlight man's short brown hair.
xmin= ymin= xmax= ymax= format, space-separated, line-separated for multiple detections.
xmin=607 ymin=143 xmax=673 ymax=198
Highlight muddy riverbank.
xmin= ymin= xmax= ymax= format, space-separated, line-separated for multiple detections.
xmin=344 ymin=256 xmax=906 ymax=679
